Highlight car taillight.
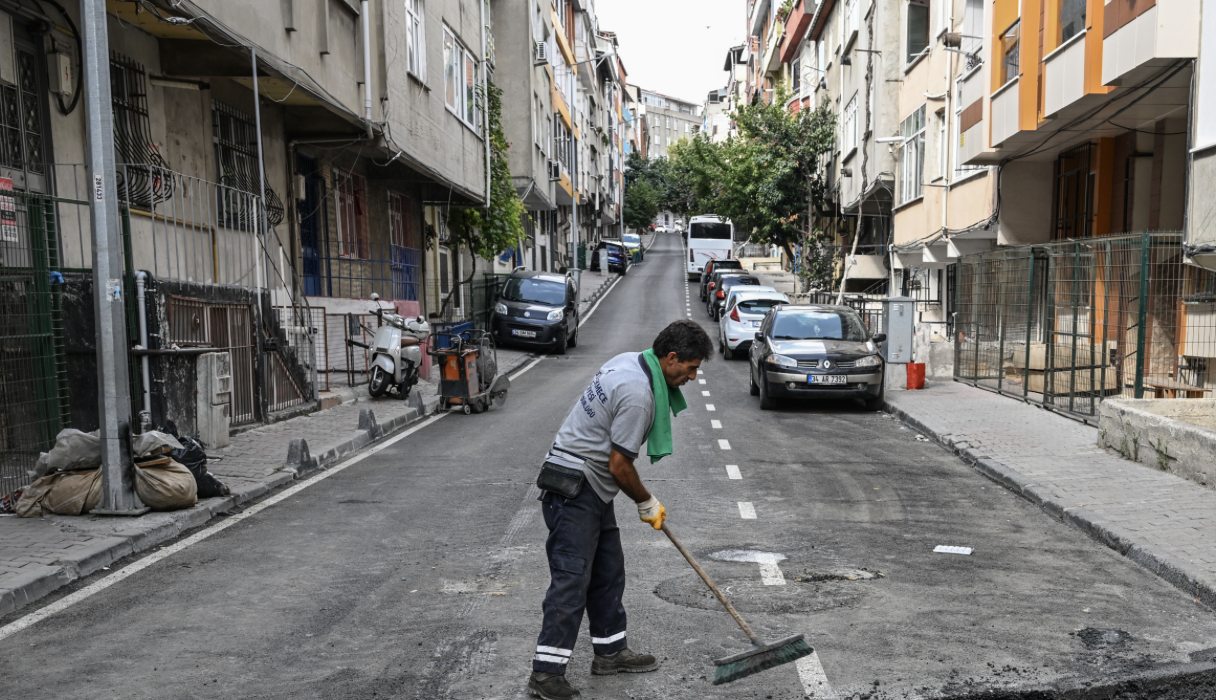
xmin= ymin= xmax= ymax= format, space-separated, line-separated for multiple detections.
xmin=717 ymin=290 xmax=725 ymax=299
xmin=729 ymin=307 xmax=740 ymax=322
xmin=690 ymin=250 xmax=695 ymax=262
xmin=708 ymin=282 xmax=715 ymax=290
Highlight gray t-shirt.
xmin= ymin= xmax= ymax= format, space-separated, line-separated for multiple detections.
xmin=547 ymin=352 xmax=655 ymax=502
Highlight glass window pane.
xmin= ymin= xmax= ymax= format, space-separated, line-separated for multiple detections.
xmin=444 ymin=33 xmax=455 ymax=107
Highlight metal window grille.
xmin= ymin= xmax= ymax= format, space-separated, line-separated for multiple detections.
xmin=0 ymin=48 xmax=45 ymax=185
xmin=212 ymin=100 xmax=285 ymax=227
xmin=166 ymin=296 xmax=259 ymax=426
xmin=953 ymin=232 xmax=1216 ymax=419
xmin=388 ymin=191 xmax=421 ymax=301
xmin=334 ymin=169 xmax=369 ymax=260
xmin=111 ymin=53 xmax=174 ymax=207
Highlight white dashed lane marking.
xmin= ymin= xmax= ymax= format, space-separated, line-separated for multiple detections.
xmin=710 ymin=420 xmax=722 ymax=429
xmin=796 ymin=653 xmax=835 ymax=698
xmin=717 ymin=438 xmax=730 ymax=450
xmin=706 ymin=404 xmax=716 ymax=412
xmin=698 ymin=379 xmax=705 ymax=384
xmin=701 ymin=391 xmax=710 ymax=397
xmin=737 ymin=502 xmax=756 ymax=519
xmin=725 ymin=464 xmax=741 ymax=479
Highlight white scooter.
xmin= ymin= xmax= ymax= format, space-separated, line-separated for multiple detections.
xmin=366 ymin=293 xmax=431 ymax=400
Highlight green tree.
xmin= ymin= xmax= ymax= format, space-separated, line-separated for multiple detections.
xmin=623 ymin=151 xmax=665 ymax=230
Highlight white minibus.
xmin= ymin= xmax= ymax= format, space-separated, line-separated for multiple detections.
xmin=685 ymin=215 xmax=734 ymax=279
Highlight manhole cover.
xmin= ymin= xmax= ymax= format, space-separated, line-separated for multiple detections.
xmin=654 ymin=573 xmax=869 ymax=614
xmin=1073 ymin=627 xmax=1133 ymax=649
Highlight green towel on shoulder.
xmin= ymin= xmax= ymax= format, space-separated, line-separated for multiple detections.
xmin=641 ymin=348 xmax=687 ymax=463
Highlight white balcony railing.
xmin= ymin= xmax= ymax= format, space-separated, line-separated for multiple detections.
xmin=1042 ymin=30 xmax=1088 ymax=118
xmin=990 ymin=77 xmax=1020 ymax=147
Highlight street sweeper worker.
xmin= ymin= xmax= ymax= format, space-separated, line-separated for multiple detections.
xmin=527 ymin=319 xmax=713 ymax=700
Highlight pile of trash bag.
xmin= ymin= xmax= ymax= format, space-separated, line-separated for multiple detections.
xmin=16 ymin=428 xmax=228 ymax=518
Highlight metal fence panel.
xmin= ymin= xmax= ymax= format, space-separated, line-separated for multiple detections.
xmin=953 ymin=233 xmax=1216 ymax=419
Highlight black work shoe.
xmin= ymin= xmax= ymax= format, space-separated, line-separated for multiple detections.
xmin=527 ymin=672 xmax=581 ymax=700
xmin=591 ymin=647 xmax=661 ymax=675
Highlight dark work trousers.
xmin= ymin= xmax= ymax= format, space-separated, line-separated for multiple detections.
xmin=532 ymin=486 xmax=628 ymax=675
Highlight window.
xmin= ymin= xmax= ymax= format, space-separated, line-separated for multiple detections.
xmin=388 ymin=191 xmax=421 ymax=301
xmin=934 ymin=0 xmax=949 ymax=38
xmin=898 ymin=105 xmax=926 ymax=204
xmin=937 ymin=110 xmax=947 ymax=179
xmin=907 ymin=0 xmax=930 ymax=63
xmin=213 ymin=100 xmax=285 ymax=226
xmin=1000 ymin=21 xmax=1020 ymax=86
xmin=842 ymin=94 xmax=858 ymax=154
xmin=334 ymin=169 xmax=369 ymax=259
xmin=844 ymin=0 xmax=859 ymax=41
xmin=443 ymin=27 xmax=480 ymax=131
xmin=792 ymin=47 xmax=803 ymax=93
xmin=405 ymin=0 xmax=425 ymax=78
xmin=817 ymin=39 xmax=826 ymax=72
xmin=1059 ymin=0 xmax=1086 ymax=43
xmin=112 ymin=53 xmax=167 ymax=205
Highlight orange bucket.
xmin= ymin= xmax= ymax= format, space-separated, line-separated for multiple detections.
xmin=906 ymin=362 xmax=926 ymax=390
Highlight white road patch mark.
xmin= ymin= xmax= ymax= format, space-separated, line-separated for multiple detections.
xmin=710 ymin=420 xmax=722 ymax=429
xmin=725 ymin=464 xmax=742 ymax=479
xmin=706 ymin=404 xmax=716 ymax=412
xmin=717 ymin=438 xmax=730 ymax=450
xmin=701 ymin=390 xmax=711 ymax=397
xmin=934 ymin=545 xmax=973 ymax=555
xmin=796 ymin=652 xmax=836 ymax=698
xmin=737 ymin=502 xmax=756 ymax=519
xmin=698 ymin=378 xmax=706 ymax=384
xmin=709 ymin=549 xmax=786 ymax=584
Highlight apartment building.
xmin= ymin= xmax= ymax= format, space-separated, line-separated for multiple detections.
xmin=704 ymin=45 xmax=748 ymax=144
xmin=0 ymin=0 xmax=505 ymax=489
xmin=634 ymin=88 xmax=701 ymax=160
xmin=770 ymin=0 xmax=898 ymax=294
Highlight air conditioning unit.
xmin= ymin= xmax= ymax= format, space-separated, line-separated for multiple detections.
xmin=534 ymin=41 xmax=548 ymax=65
xmin=548 ymin=159 xmax=562 ymax=182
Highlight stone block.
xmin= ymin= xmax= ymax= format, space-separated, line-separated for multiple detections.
xmin=1099 ymin=398 xmax=1216 ymax=490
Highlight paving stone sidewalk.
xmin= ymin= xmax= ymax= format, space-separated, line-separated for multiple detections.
xmin=885 ymin=381 xmax=1216 ymax=607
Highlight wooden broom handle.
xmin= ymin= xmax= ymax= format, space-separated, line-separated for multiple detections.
xmin=661 ymin=522 xmax=760 ymax=644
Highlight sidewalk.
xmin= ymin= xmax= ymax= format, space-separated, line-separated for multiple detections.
xmin=885 ymin=380 xmax=1216 ymax=607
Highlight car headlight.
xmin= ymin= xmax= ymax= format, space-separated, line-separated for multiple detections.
xmin=769 ymin=354 xmax=797 ymax=368
xmin=547 ymin=308 xmax=564 ymax=321
xmin=495 ymin=303 xmax=508 ymax=315
xmin=855 ymin=354 xmax=882 ymax=367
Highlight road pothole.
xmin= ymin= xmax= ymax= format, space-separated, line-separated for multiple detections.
xmin=791 ymin=568 xmax=885 ymax=583
xmin=653 ymin=572 xmax=872 ymax=614
xmin=1073 ymin=627 xmax=1133 ymax=649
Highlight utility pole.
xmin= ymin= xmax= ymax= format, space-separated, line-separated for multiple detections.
xmin=82 ymin=0 xmax=146 ymax=514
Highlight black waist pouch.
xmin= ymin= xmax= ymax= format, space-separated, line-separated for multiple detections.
xmin=537 ymin=461 xmax=585 ymax=499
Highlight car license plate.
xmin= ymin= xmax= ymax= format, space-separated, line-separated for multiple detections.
xmin=511 ymin=329 xmax=537 ymax=338
xmin=751 ymin=321 xmax=761 ymax=327
xmin=810 ymin=374 xmax=847 ymax=385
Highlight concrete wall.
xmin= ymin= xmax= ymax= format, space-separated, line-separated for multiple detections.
xmin=1099 ymin=398 xmax=1216 ymax=490
xmin=997 ymin=159 xmax=1054 ymax=245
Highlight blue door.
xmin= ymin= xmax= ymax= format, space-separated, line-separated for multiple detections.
xmin=297 ymin=155 xmax=323 ymax=296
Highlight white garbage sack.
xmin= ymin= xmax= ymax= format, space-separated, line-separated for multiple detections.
xmin=16 ymin=470 xmax=103 ymax=517
xmin=134 ymin=460 xmax=197 ymax=511
xmin=132 ymin=431 xmax=184 ymax=458
xmin=32 ymin=429 xmax=101 ymax=478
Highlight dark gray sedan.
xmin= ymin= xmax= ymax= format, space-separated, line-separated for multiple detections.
xmin=748 ymin=304 xmax=887 ymax=411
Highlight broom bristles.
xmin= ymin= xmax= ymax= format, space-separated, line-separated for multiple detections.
xmin=712 ymin=636 xmax=814 ymax=685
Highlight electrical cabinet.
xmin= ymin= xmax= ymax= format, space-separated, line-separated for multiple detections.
xmin=881 ymin=296 xmax=916 ymax=364
xmin=196 ymin=351 xmax=232 ymax=449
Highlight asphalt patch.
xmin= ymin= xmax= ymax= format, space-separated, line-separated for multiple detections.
xmin=653 ymin=572 xmax=869 ymax=614
xmin=1073 ymin=628 xmax=1133 ymax=650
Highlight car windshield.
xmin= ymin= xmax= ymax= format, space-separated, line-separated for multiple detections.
xmin=711 ymin=261 xmax=741 ymax=272
xmin=501 ymin=278 xmax=566 ymax=306
xmin=623 ymin=234 xmax=640 ymax=244
xmin=721 ymin=277 xmax=758 ymax=289
xmin=737 ymin=299 xmax=786 ymax=315
xmin=770 ymin=310 xmax=868 ymax=341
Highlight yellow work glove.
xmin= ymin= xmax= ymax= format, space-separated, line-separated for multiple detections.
xmin=637 ymin=496 xmax=666 ymax=530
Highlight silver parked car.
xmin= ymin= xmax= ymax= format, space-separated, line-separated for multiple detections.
xmin=748 ymin=304 xmax=887 ymax=411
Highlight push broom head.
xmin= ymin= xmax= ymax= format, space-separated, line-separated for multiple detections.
xmin=712 ymin=634 xmax=814 ymax=685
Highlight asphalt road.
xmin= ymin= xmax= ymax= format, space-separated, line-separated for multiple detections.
xmin=5 ymin=232 xmax=1216 ymax=700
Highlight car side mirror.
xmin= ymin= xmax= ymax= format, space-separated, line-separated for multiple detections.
xmin=872 ymin=333 xmax=887 ymax=343
xmin=754 ymin=332 xmax=762 ymax=340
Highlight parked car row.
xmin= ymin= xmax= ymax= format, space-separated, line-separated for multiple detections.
xmin=697 ymin=260 xmax=887 ymax=411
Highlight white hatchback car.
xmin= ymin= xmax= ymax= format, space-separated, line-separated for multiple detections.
xmin=719 ymin=288 xmax=789 ymax=360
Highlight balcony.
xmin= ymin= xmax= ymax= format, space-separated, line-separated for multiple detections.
xmin=990 ymin=77 xmax=1020 ymax=147
xmin=779 ymin=1 xmax=812 ymax=63
xmin=1102 ymin=0 xmax=1199 ymax=86
xmin=958 ymin=65 xmax=991 ymax=165
xmin=1042 ymin=30 xmax=1089 ymax=118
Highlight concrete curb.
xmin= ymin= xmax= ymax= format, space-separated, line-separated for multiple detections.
xmin=884 ymin=397 xmax=1216 ymax=609
xmin=579 ymin=274 xmax=618 ymax=310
